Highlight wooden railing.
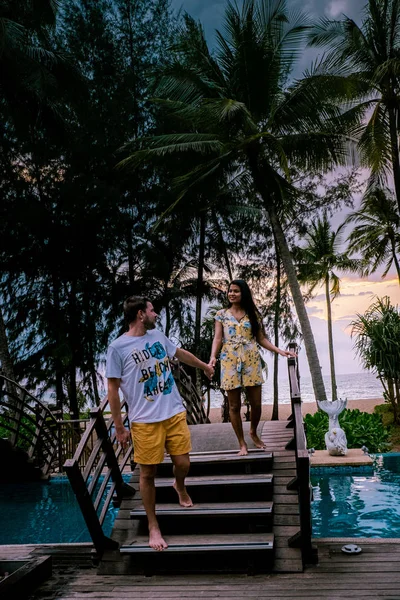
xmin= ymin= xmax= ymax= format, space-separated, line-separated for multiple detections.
xmin=57 ymin=419 xmax=94 ymax=469
xmin=173 ymin=362 xmax=210 ymax=424
xmin=0 ymin=375 xmax=59 ymax=477
xmin=285 ymin=344 xmax=318 ymax=566
xmin=63 ymin=396 xmax=136 ymax=556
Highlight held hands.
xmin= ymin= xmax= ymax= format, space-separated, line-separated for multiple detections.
xmin=209 ymin=357 xmax=217 ymax=368
xmin=204 ymin=363 xmax=215 ymax=380
xmin=115 ymin=426 xmax=131 ymax=451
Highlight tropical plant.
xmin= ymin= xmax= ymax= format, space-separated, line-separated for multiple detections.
xmin=304 ymin=408 xmax=390 ymax=453
xmin=121 ymin=0 xmax=356 ymax=403
xmin=351 ymin=296 xmax=400 ymax=424
xmin=308 ymin=0 xmax=400 ymax=214
xmin=346 ymin=186 xmax=400 ymax=283
xmin=296 ymin=214 xmax=362 ymax=401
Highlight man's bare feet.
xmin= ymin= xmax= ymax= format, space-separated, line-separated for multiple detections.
xmin=149 ymin=527 xmax=168 ymax=551
xmin=173 ymin=481 xmax=193 ymax=507
xmin=250 ymin=433 xmax=267 ymax=449
xmin=238 ymin=444 xmax=248 ymax=456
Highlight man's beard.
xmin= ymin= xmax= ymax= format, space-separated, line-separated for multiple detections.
xmin=143 ymin=316 xmax=156 ymax=330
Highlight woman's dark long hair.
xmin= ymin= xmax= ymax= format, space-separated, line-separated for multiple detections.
xmin=227 ymin=279 xmax=263 ymax=339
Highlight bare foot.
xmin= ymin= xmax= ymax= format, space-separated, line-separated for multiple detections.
xmin=238 ymin=444 xmax=248 ymax=456
xmin=250 ymin=433 xmax=267 ymax=450
xmin=173 ymin=481 xmax=193 ymax=507
xmin=149 ymin=527 xmax=168 ymax=551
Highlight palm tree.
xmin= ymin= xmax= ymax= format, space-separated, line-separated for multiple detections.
xmin=121 ymin=0 xmax=353 ymax=402
xmin=308 ymin=0 xmax=400 ymax=215
xmin=352 ymin=296 xmax=400 ymax=423
xmin=296 ymin=214 xmax=362 ymax=401
xmin=0 ymin=0 xmax=70 ymax=117
xmin=346 ymin=187 xmax=400 ymax=284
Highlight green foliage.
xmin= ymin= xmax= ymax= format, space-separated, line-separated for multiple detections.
xmin=351 ymin=297 xmax=400 ymax=423
xmin=0 ymin=414 xmax=35 ymax=451
xmin=308 ymin=0 xmax=400 ymax=211
xmin=304 ymin=408 xmax=390 ymax=453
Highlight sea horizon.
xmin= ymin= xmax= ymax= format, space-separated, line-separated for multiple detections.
xmin=209 ymin=371 xmax=384 ymax=409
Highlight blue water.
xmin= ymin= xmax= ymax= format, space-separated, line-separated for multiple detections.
xmin=0 ymin=475 xmax=131 ymax=545
xmin=210 ymin=371 xmax=384 ymax=408
xmin=311 ymin=454 xmax=400 ymax=538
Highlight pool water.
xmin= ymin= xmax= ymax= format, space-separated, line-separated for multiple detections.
xmin=311 ymin=453 xmax=400 ymax=538
xmin=0 ymin=475 xmax=130 ymax=545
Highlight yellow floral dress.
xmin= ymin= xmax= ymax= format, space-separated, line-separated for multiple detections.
xmin=215 ymin=308 xmax=264 ymax=391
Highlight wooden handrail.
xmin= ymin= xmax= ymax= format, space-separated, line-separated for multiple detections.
xmin=0 ymin=375 xmax=59 ymax=476
xmin=63 ymin=396 xmax=135 ymax=556
xmin=172 ymin=362 xmax=210 ymax=424
xmin=285 ymin=344 xmax=318 ymax=566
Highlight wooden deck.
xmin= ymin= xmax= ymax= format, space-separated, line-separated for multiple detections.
xmin=2 ymin=419 xmax=400 ymax=597
xmin=6 ymin=540 xmax=400 ymax=599
xmin=96 ymin=420 xmax=303 ymax=575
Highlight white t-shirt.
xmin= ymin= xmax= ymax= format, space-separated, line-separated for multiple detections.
xmin=105 ymin=329 xmax=185 ymax=423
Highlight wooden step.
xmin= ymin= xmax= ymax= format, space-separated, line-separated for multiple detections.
xmin=157 ymin=450 xmax=273 ymax=477
xmin=118 ymin=533 xmax=275 ymax=575
xmin=129 ymin=501 xmax=274 ymax=534
xmin=131 ymin=500 xmax=273 ymax=518
xmin=154 ymin=473 xmax=273 ymax=503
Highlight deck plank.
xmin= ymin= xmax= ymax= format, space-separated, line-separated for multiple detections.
xmin=24 ymin=540 xmax=400 ymax=599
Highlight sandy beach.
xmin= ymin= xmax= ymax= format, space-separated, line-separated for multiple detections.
xmin=207 ymin=397 xmax=386 ymax=423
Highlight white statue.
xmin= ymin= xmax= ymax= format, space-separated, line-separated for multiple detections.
xmin=317 ymin=399 xmax=348 ymax=456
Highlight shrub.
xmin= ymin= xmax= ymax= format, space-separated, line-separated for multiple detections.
xmin=304 ymin=408 xmax=390 ymax=453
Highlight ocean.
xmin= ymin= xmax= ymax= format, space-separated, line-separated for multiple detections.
xmin=209 ymin=371 xmax=384 ymax=409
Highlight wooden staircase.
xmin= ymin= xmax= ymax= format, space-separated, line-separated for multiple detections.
xmin=101 ymin=444 xmax=277 ymax=575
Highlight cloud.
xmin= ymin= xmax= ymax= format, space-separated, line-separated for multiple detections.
xmin=325 ymin=0 xmax=349 ymax=18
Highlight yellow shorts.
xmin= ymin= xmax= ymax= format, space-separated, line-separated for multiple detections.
xmin=130 ymin=411 xmax=191 ymax=465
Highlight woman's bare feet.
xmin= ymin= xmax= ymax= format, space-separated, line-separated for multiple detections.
xmin=173 ymin=481 xmax=193 ymax=507
xmin=238 ymin=444 xmax=248 ymax=456
xmin=250 ymin=432 xmax=267 ymax=449
xmin=149 ymin=526 xmax=168 ymax=551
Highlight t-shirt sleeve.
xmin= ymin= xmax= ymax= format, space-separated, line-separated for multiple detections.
xmin=214 ymin=309 xmax=224 ymax=322
xmin=159 ymin=332 xmax=178 ymax=360
xmin=106 ymin=345 xmax=123 ymax=378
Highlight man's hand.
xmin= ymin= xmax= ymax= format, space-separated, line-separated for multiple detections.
xmin=116 ymin=426 xmax=131 ymax=451
xmin=204 ymin=364 xmax=214 ymax=380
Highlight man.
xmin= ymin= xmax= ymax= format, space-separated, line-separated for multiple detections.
xmin=106 ymin=296 xmax=214 ymax=551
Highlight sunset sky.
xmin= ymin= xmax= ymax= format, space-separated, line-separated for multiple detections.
xmin=171 ymin=0 xmax=400 ymax=378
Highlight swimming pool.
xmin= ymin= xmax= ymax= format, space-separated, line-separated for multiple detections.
xmin=0 ymin=475 xmax=131 ymax=545
xmin=311 ymin=453 xmax=400 ymax=538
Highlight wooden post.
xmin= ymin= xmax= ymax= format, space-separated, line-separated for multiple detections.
xmin=90 ymin=407 xmax=126 ymax=505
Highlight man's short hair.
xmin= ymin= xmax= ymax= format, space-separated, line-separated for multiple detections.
xmin=123 ymin=296 xmax=151 ymax=324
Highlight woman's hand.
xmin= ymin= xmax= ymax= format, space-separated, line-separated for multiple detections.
xmin=278 ymin=349 xmax=297 ymax=358
xmin=209 ymin=357 xmax=217 ymax=368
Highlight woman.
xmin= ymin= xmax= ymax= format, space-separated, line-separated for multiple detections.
xmin=209 ymin=279 xmax=296 ymax=455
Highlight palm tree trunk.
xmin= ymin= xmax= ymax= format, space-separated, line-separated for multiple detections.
xmin=247 ymin=153 xmax=327 ymax=402
xmin=272 ymin=241 xmax=281 ymax=421
xmin=126 ymin=224 xmax=135 ymax=288
xmin=195 ymin=212 xmax=206 ymax=394
xmin=0 ymin=305 xmax=16 ymax=382
xmin=390 ymin=237 xmax=400 ymax=284
xmin=68 ymin=281 xmax=79 ymax=421
xmin=388 ymin=107 xmax=400 ymax=215
xmin=165 ymin=288 xmax=171 ymax=337
xmin=325 ymin=276 xmax=338 ymax=402
xmin=51 ymin=273 xmax=65 ymax=411
xmin=212 ymin=210 xmax=233 ymax=280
